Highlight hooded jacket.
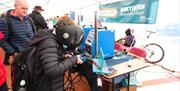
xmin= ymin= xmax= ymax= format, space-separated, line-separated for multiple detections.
xmin=30 ymin=30 xmax=77 ymax=91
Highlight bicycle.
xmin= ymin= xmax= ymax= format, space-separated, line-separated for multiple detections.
xmin=115 ymin=30 xmax=165 ymax=64
xmin=139 ymin=30 xmax=165 ymax=63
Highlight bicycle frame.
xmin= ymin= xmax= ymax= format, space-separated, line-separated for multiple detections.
xmin=139 ymin=30 xmax=156 ymax=48
xmin=138 ymin=30 xmax=165 ymax=63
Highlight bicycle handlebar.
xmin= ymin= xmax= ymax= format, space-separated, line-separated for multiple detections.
xmin=146 ymin=30 xmax=156 ymax=33
xmin=146 ymin=30 xmax=156 ymax=39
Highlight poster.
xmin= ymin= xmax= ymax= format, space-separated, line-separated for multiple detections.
xmin=99 ymin=0 xmax=159 ymax=24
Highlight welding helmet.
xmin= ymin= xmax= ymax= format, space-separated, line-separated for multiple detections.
xmin=54 ymin=22 xmax=84 ymax=50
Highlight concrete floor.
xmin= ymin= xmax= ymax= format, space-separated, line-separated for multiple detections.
xmin=0 ymin=28 xmax=179 ymax=91
xmin=136 ymin=35 xmax=180 ymax=91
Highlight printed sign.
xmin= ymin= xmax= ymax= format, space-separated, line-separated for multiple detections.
xmin=99 ymin=0 xmax=159 ymax=24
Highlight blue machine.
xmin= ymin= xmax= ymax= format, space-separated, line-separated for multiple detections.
xmin=85 ymin=29 xmax=115 ymax=59
xmin=81 ymin=27 xmax=94 ymax=50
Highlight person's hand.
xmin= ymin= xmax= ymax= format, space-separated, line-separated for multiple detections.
xmin=9 ymin=53 xmax=18 ymax=64
xmin=76 ymin=55 xmax=83 ymax=64
xmin=64 ymin=54 xmax=72 ymax=58
xmin=8 ymin=55 xmax=14 ymax=64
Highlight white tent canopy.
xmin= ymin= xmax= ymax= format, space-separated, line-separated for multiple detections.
xmin=0 ymin=0 xmax=124 ymax=18
xmin=1 ymin=0 xmax=179 ymax=25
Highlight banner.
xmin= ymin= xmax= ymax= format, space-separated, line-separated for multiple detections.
xmin=99 ymin=0 xmax=159 ymax=24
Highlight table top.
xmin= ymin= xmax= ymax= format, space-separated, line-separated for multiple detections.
xmin=103 ymin=56 xmax=150 ymax=79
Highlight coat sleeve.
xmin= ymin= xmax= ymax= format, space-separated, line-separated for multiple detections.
xmin=0 ymin=18 xmax=15 ymax=54
xmin=38 ymin=38 xmax=77 ymax=79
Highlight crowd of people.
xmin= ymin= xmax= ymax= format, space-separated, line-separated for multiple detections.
xmin=0 ymin=0 xmax=138 ymax=91
xmin=0 ymin=0 xmax=99 ymax=91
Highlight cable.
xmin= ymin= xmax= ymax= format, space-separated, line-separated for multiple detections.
xmin=166 ymin=71 xmax=180 ymax=80
xmin=153 ymin=63 xmax=180 ymax=74
xmin=64 ymin=64 xmax=92 ymax=91
xmin=64 ymin=71 xmax=81 ymax=91
xmin=80 ymin=56 xmax=101 ymax=69
xmin=136 ymin=64 xmax=180 ymax=81
xmin=138 ymin=64 xmax=177 ymax=73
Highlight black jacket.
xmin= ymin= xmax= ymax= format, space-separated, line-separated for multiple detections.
xmin=29 ymin=11 xmax=48 ymax=31
xmin=30 ymin=30 xmax=77 ymax=91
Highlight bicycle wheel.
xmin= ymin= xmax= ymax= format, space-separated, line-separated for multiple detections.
xmin=143 ymin=43 xmax=165 ymax=63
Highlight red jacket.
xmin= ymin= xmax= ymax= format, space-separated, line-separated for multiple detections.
xmin=0 ymin=32 xmax=6 ymax=86
xmin=0 ymin=61 xmax=7 ymax=86
xmin=0 ymin=32 xmax=4 ymax=40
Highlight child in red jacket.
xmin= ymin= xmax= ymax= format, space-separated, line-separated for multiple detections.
xmin=0 ymin=32 xmax=8 ymax=91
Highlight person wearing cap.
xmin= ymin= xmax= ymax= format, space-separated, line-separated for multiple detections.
xmin=29 ymin=5 xmax=48 ymax=31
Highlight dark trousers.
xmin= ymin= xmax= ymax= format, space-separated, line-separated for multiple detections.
xmin=76 ymin=60 xmax=99 ymax=91
xmin=0 ymin=82 xmax=8 ymax=91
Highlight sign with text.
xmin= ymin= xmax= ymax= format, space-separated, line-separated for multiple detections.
xmin=99 ymin=0 xmax=159 ymax=24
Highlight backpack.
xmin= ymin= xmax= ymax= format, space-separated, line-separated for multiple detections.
xmin=11 ymin=32 xmax=57 ymax=91
xmin=11 ymin=46 xmax=37 ymax=91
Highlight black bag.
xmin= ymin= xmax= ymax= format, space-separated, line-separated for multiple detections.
xmin=11 ymin=46 xmax=37 ymax=91
xmin=11 ymin=31 xmax=57 ymax=91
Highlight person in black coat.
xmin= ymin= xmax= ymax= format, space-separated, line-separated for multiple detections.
xmin=29 ymin=6 xmax=48 ymax=31
xmin=29 ymin=15 xmax=98 ymax=91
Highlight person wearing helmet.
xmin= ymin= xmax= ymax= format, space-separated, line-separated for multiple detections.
xmin=29 ymin=15 xmax=98 ymax=91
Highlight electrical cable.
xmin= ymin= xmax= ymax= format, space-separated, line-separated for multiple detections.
xmin=64 ymin=71 xmax=82 ymax=91
xmin=166 ymin=71 xmax=180 ymax=80
xmin=136 ymin=63 xmax=180 ymax=81
xmin=64 ymin=63 xmax=92 ymax=91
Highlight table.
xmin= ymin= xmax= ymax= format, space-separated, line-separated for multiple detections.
xmin=103 ymin=57 xmax=150 ymax=91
